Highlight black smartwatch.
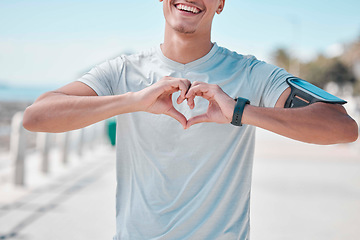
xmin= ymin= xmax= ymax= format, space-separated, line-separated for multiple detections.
xmin=231 ymin=97 xmax=250 ymax=126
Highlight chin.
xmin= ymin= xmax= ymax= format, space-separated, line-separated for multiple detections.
xmin=174 ymin=25 xmax=196 ymax=34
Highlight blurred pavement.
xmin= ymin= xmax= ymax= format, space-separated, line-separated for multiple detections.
xmin=252 ymin=129 xmax=360 ymax=240
xmin=0 ymin=145 xmax=117 ymax=240
xmin=0 ymin=128 xmax=359 ymax=240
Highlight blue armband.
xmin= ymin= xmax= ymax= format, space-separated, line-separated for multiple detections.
xmin=284 ymin=77 xmax=347 ymax=108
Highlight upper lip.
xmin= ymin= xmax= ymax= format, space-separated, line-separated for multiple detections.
xmin=173 ymin=1 xmax=204 ymax=12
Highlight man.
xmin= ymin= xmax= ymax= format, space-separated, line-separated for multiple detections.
xmin=23 ymin=0 xmax=358 ymax=239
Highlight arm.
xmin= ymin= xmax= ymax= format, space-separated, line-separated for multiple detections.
xmin=23 ymin=77 xmax=191 ymax=133
xmin=242 ymin=88 xmax=358 ymax=144
xmin=185 ymin=82 xmax=358 ymax=145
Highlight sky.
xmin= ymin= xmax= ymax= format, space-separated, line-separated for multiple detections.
xmin=0 ymin=0 xmax=359 ymax=88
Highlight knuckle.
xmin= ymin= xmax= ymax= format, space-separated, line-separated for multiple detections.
xmin=213 ymin=84 xmax=222 ymax=91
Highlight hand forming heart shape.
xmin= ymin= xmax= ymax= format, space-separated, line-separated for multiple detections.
xmin=139 ymin=76 xmax=236 ymax=129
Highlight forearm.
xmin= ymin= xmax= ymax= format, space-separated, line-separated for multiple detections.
xmin=241 ymin=102 xmax=358 ymax=145
xmin=23 ymin=91 xmax=139 ymax=133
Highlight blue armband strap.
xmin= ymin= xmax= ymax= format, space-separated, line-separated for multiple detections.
xmin=284 ymin=77 xmax=347 ymax=108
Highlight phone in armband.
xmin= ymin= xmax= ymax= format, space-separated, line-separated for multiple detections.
xmin=284 ymin=77 xmax=347 ymax=108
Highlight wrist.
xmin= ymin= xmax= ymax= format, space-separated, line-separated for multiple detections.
xmin=231 ymin=97 xmax=250 ymax=126
xmin=122 ymin=91 xmax=143 ymax=112
xmin=240 ymin=103 xmax=251 ymax=125
xmin=225 ymin=98 xmax=237 ymax=123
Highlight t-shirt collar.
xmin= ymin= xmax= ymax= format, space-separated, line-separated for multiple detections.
xmin=156 ymin=42 xmax=219 ymax=71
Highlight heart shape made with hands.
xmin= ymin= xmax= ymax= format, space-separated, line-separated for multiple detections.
xmin=144 ymin=78 xmax=235 ymax=129
xmin=164 ymin=82 xmax=235 ymax=129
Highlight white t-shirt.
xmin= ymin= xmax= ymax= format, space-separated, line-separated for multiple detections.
xmin=78 ymin=43 xmax=291 ymax=240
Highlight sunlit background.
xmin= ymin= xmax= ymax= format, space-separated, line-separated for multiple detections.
xmin=1 ymin=0 xmax=360 ymax=88
xmin=0 ymin=0 xmax=359 ymax=239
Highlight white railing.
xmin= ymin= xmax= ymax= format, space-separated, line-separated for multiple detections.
xmin=8 ymin=112 xmax=110 ymax=187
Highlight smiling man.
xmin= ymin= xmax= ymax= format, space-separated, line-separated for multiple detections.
xmin=23 ymin=0 xmax=358 ymax=239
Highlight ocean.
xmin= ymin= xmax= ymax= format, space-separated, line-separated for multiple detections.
xmin=0 ymin=85 xmax=57 ymax=102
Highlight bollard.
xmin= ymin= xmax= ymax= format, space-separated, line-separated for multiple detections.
xmin=77 ymin=128 xmax=85 ymax=157
xmin=100 ymin=120 xmax=109 ymax=145
xmin=94 ymin=121 xmax=105 ymax=146
xmin=87 ymin=125 xmax=95 ymax=149
xmin=10 ymin=112 xmax=26 ymax=186
xmin=61 ymin=132 xmax=70 ymax=165
xmin=37 ymin=132 xmax=51 ymax=174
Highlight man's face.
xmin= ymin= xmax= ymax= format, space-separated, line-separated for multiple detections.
xmin=160 ymin=0 xmax=225 ymax=35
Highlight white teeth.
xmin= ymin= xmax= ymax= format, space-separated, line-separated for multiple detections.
xmin=176 ymin=4 xmax=200 ymax=14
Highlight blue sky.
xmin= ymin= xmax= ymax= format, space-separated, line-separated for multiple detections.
xmin=0 ymin=0 xmax=359 ymax=87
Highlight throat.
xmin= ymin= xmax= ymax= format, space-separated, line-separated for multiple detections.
xmin=161 ymin=39 xmax=213 ymax=64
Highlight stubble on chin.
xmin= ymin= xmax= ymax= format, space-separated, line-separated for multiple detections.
xmin=173 ymin=25 xmax=196 ymax=34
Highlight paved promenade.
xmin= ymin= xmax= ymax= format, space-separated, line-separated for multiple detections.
xmin=0 ymin=145 xmax=117 ymax=240
xmin=252 ymin=129 xmax=360 ymax=240
xmin=0 ymin=129 xmax=359 ymax=240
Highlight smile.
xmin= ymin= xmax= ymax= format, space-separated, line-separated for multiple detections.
xmin=175 ymin=3 xmax=201 ymax=14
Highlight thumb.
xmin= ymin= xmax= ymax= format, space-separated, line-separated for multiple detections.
xmin=165 ymin=107 xmax=187 ymax=129
xmin=186 ymin=113 xmax=209 ymax=129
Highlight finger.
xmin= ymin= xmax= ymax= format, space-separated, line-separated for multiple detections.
xmin=187 ymin=95 xmax=196 ymax=109
xmin=185 ymin=82 xmax=209 ymax=99
xmin=186 ymin=113 xmax=209 ymax=129
xmin=189 ymin=81 xmax=202 ymax=88
xmin=186 ymin=84 xmax=211 ymax=109
xmin=165 ymin=106 xmax=187 ymax=129
xmin=185 ymin=83 xmax=201 ymax=106
xmin=177 ymin=79 xmax=192 ymax=104
xmin=162 ymin=78 xmax=190 ymax=104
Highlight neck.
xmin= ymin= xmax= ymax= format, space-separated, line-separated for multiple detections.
xmin=161 ymin=25 xmax=213 ymax=64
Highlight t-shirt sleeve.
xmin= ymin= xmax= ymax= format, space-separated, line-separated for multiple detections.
xmin=77 ymin=57 xmax=124 ymax=96
xmin=247 ymin=57 xmax=292 ymax=108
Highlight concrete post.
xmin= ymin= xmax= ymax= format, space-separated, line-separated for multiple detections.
xmin=37 ymin=132 xmax=50 ymax=173
xmin=77 ymin=128 xmax=85 ymax=157
xmin=10 ymin=112 xmax=26 ymax=186
xmin=100 ymin=120 xmax=109 ymax=145
xmin=87 ymin=126 xmax=95 ymax=149
xmin=61 ymin=132 xmax=70 ymax=165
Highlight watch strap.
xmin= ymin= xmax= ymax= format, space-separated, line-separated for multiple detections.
xmin=231 ymin=97 xmax=250 ymax=126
